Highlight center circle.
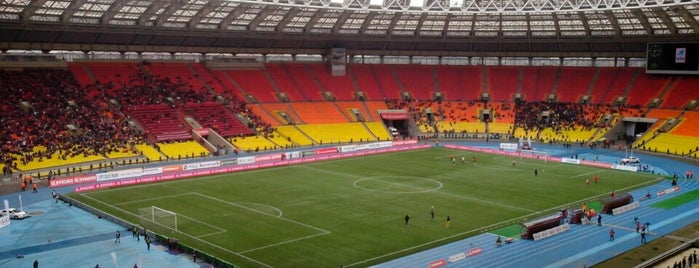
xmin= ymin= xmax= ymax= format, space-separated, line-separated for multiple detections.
xmin=353 ymin=176 xmax=443 ymax=193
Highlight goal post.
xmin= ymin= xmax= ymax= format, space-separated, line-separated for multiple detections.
xmin=520 ymin=150 xmax=548 ymax=163
xmin=138 ymin=206 xmax=178 ymax=231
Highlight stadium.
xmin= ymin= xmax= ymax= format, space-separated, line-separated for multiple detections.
xmin=1 ymin=0 xmax=699 ymax=267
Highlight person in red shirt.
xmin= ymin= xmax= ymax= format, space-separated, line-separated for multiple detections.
xmin=609 ymin=228 xmax=615 ymax=241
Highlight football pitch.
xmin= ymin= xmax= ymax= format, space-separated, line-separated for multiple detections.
xmin=68 ymin=147 xmax=662 ymax=267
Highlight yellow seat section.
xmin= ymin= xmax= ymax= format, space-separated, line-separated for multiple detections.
xmin=105 ymin=148 xmax=139 ymax=159
xmin=641 ymin=134 xmax=699 ymax=155
xmin=512 ymin=127 xmax=537 ymax=139
xmin=135 ymin=143 xmax=167 ymax=161
xmin=275 ymin=126 xmax=315 ymax=146
xmin=436 ymin=122 xmax=487 ymax=133
xmin=266 ymin=130 xmax=295 ymax=148
xmin=232 ymin=135 xmax=280 ymax=152
xmin=157 ymin=141 xmax=210 ymax=159
xmin=539 ymin=127 xmax=596 ymax=143
xmin=364 ymin=122 xmax=393 ymax=141
xmin=296 ymin=123 xmax=377 ymax=144
xmin=16 ymin=146 xmax=105 ymax=170
xmin=488 ymin=123 xmax=513 ymax=134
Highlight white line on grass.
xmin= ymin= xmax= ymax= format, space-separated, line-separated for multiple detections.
xmin=303 ymin=165 xmax=536 ymax=213
xmin=189 ymin=193 xmax=331 ymax=254
xmin=83 ymin=193 xmax=227 ymax=234
xmin=78 ymin=193 xmax=273 ymax=268
xmin=573 ymin=170 xmax=604 ymax=178
xmin=113 ymin=192 xmax=195 ymax=206
xmin=344 ymin=177 xmax=665 ymax=267
xmin=190 ymin=192 xmax=330 ymax=234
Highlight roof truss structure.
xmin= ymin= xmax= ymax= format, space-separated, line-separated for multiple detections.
xmin=1 ymin=0 xmax=699 ymax=57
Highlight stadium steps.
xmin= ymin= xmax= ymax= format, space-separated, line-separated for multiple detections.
xmin=619 ymin=68 xmax=643 ymax=103
xmin=306 ymin=63 xmax=356 ymax=101
xmin=262 ymin=66 xmax=287 ymax=101
xmin=670 ymin=111 xmax=699 ymax=136
xmin=251 ymin=103 xmax=285 ymax=126
xmin=353 ymin=64 xmax=389 ymax=100
xmin=275 ymin=125 xmax=316 ymax=146
xmin=289 ymin=102 xmax=350 ymax=124
xmin=269 ymin=64 xmax=310 ymax=101
xmin=371 ymin=65 xmax=403 ymax=100
xmin=135 ymin=143 xmax=167 ymax=162
xmin=660 ymin=76 xmax=699 ymax=109
xmin=487 ymin=66 xmax=520 ymax=102
xmin=583 ymin=67 xmax=601 ymax=98
xmin=231 ymin=134 xmax=280 ymax=152
xmin=389 ymin=65 xmax=409 ymax=98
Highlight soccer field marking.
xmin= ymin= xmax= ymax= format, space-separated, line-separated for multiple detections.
xmin=112 ymin=192 xmax=196 ymax=206
xmin=83 ymin=192 xmax=228 ymax=235
xmin=235 ymin=202 xmax=283 ymax=217
xmin=573 ymin=170 xmax=604 ymax=178
xmin=353 ymin=176 xmax=444 ymax=194
xmin=190 ymin=192 xmax=330 ymax=234
xmin=77 ymin=193 xmax=274 ymax=268
xmin=189 ymin=192 xmax=331 ymax=254
xmin=345 ymin=177 xmax=667 ymax=267
xmin=302 ymin=164 xmax=535 ymax=212
xmin=239 ymin=232 xmax=329 ymax=254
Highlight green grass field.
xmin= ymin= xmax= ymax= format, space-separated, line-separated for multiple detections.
xmin=68 ymin=147 xmax=662 ymax=267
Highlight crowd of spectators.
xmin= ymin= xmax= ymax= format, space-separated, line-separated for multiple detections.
xmin=0 ymin=69 xmax=143 ymax=173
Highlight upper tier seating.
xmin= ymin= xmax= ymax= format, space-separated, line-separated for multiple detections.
xmin=371 ymin=65 xmax=404 ymax=99
xmin=556 ymin=67 xmax=596 ymax=103
xmin=591 ymin=68 xmax=635 ymax=105
xmin=393 ymin=65 xmax=435 ymax=100
xmin=221 ymin=69 xmax=279 ymax=102
xmin=662 ymin=76 xmax=699 ymax=109
xmin=307 ymin=64 xmax=357 ymax=101
xmin=266 ymin=64 xmax=308 ymax=101
xmin=625 ymin=73 xmax=668 ymax=107
xmin=282 ymin=64 xmax=325 ymax=101
xmin=349 ymin=65 xmax=386 ymax=100
xmin=520 ymin=66 xmax=557 ymax=102
xmin=487 ymin=66 xmax=519 ymax=102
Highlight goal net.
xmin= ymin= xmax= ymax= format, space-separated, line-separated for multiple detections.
xmin=138 ymin=206 xmax=178 ymax=231
xmin=520 ymin=150 xmax=548 ymax=163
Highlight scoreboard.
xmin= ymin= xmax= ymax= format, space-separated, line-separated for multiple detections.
xmin=646 ymin=42 xmax=699 ymax=75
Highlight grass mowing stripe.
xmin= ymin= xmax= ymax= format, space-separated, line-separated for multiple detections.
xmin=650 ymin=189 xmax=699 ymax=209
xmin=69 ymin=147 xmax=661 ymax=267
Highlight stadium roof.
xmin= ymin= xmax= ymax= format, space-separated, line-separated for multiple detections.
xmin=1 ymin=0 xmax=699 ymax=58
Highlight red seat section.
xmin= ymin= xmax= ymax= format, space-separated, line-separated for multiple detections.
xmin=371 ymin=65 xmax=404 ymax=99
xmin=145 ymin=62 xmax=210 ymax=95
xmin=126 ymin=104 xmax=191 ymax=142
xmin=266 ymin=64 xmax=308 ymax=101
xmin=282 ymin=64 xmax=324 ymax=101
xmin=223 ymin=69 xmax=278 ymax=103
xmin=625 ymin=73 xmax=668 ymax=107
xmin=662 ymin=76 xmax=699 ymax=109
xmin=591 ymin=68 xmax=635 ymax=105
xmin=188 ymin=63 xmax=229 ymax=96
xmin=487 ymin=66 xmax=519 ymax=102
xmin=557 ymin=67 xmax=596 ymax=103
xmin=520 ymin=66 xmax=557 ymax=102
xmin=394 ymin=65 xmax=435 ymax=100
xmin=181 ymin=102 xmax=253 ymax=137
xmin=307 ymin=64 xmax=356 ymax=101
xmin=349 ymin=65 xmax=386 ymax=100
